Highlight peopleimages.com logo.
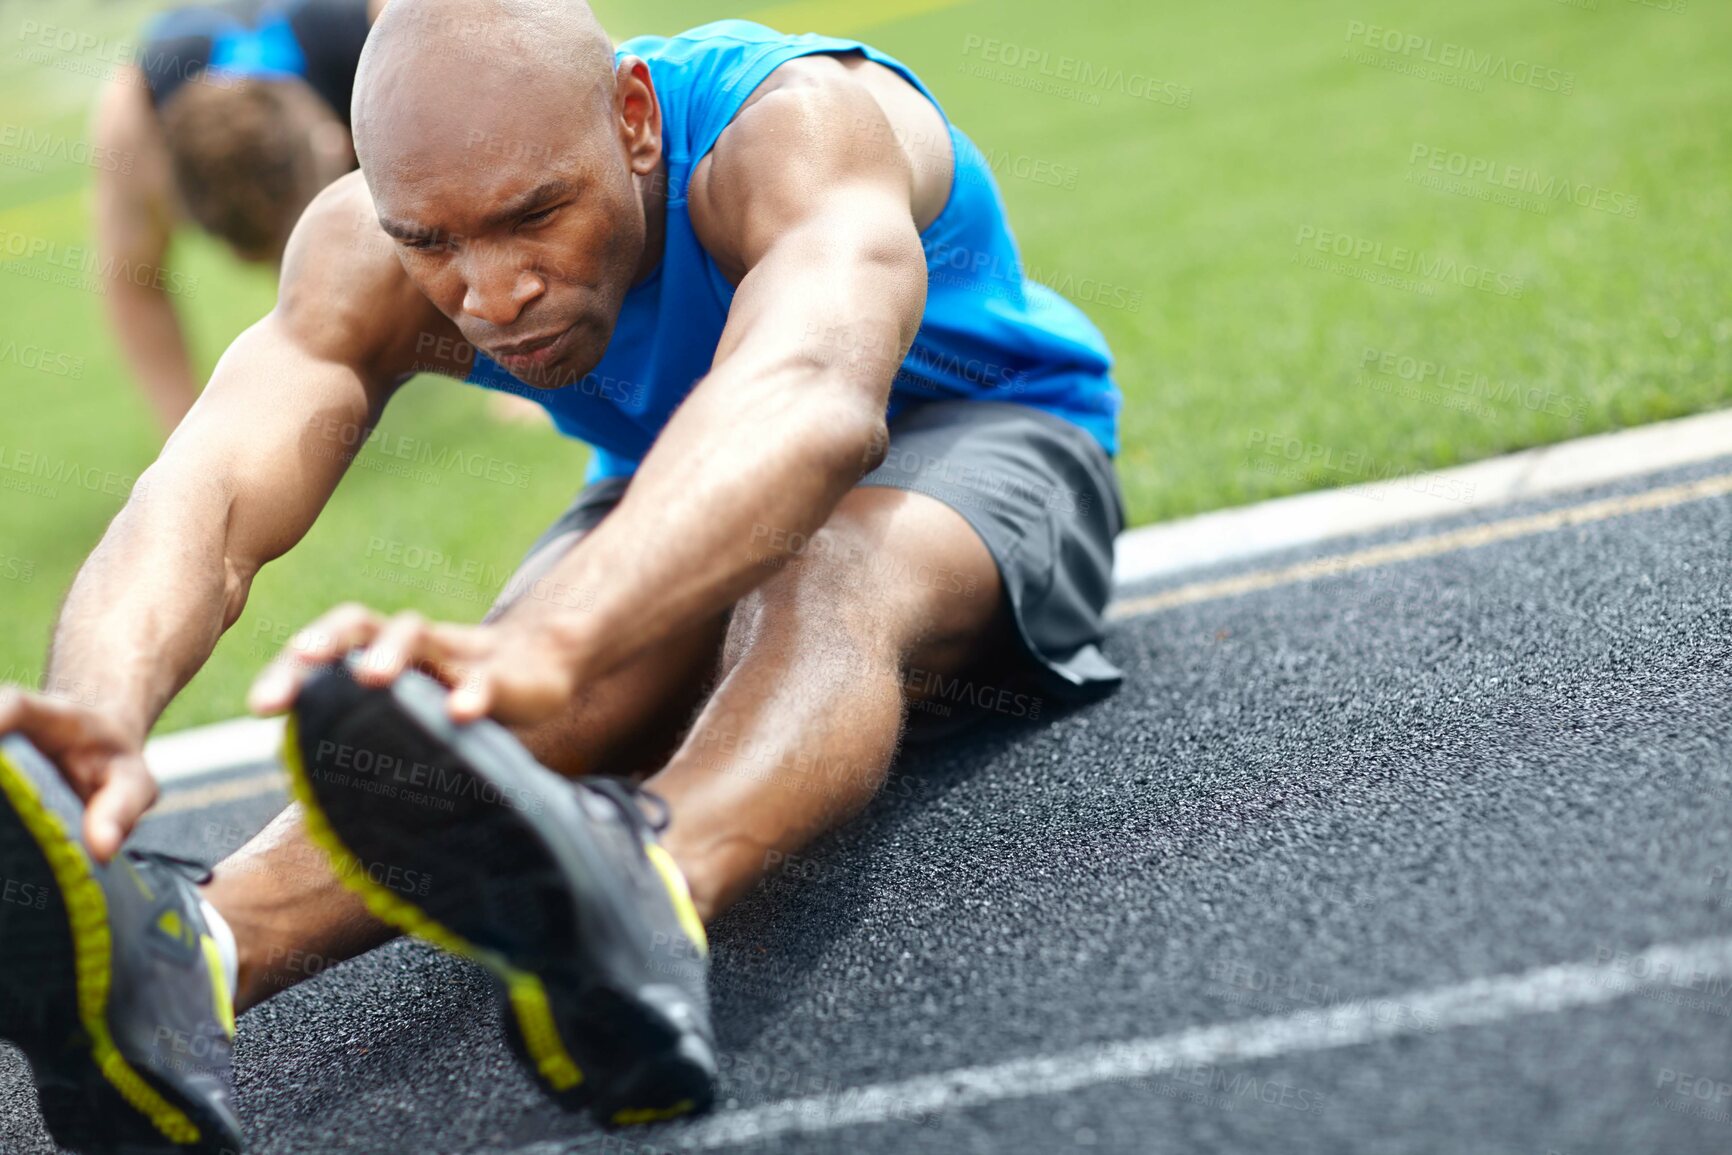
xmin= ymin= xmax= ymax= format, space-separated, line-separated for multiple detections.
xmin=1342 ymin=21 xmax=1576 ymax=94
xmin=1293 ymin=226 xmax=1525 ymax=298
xmin=0 ymin=228 xmax=199 ymax=297
xmin=1406 ymin=144 xmax=1638 ymax=219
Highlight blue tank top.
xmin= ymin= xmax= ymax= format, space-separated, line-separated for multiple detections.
xmin=139 ymin=0 xmax=370 ymax=123
xmin=466 ymin=20 xmax=1122 ymax=483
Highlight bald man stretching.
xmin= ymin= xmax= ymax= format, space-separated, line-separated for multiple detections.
xmin=0 ymin=2 xmax=1123 ymax=1150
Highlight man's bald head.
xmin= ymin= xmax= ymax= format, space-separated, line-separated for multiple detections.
xmin=352 ymin=0 xmax=616 ymax=166
xmin=343 ymin=0 xmax=664 ymax=391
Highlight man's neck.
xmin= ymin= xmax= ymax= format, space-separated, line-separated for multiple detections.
xmin=632 ymin=155 xmax=668 ymax=286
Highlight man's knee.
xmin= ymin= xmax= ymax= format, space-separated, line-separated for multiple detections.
xmin=724 ymin=521 xmax=901 ymax=675
xmin=727 ymin=493 xmax=1002 ymax=678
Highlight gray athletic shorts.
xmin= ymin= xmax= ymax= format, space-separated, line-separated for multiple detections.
xmin=522 ymin=400 xmax=1125 ymax=700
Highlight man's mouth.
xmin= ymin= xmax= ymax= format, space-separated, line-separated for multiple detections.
xmin=490 ymin=325 xmax=577 ymax=377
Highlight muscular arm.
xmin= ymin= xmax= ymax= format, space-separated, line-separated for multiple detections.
xmin=42 ymin=175 xmax=434 ymax=852
xmin=506 ymin=70 xmax=928 ymax=686
xmin=91 ymin=71 xmax=201 ymax=431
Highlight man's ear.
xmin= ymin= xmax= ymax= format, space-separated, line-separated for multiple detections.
xmin=616 ymin=57 xmax=662 ymax=179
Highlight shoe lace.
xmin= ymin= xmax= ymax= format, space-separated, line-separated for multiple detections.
xmin=583 ymin=776 xmax=672 ymax=834
xmin=125 ymin=848 xmax=214 ymax=886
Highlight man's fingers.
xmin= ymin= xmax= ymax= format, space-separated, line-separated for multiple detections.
xmin=0 ymin=687 xmax=82 ymax=749
xmin=82 ymin=756 xmax=158 ymax=864
xmin=352 ymin=611 xmax=435 ymax=687
xmin=446 ymin=668 xmax=495 ymax=723
xmin=248 ymin=603 xmax=385 ymax=714
xmin=285 ymin=602 xmax=388 ymax=666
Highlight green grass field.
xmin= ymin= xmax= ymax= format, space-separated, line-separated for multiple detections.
xmin=1 ymin=0 xmax=1728 ymax=731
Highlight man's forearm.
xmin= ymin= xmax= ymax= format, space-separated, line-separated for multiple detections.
xmin=48 ymin=472 xmax=246 ymax=741
xmin=506 ymin=200 xmax=921 ymax=689
xmin=508 ymin=362 xmax=885 ymax=687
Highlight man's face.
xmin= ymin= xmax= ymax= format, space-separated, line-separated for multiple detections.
xmin=363 ymin=62 xmax=657 ymax=387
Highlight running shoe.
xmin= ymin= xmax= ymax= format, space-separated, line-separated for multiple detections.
xmin=0 ymin=733 xmax=243 ymax=1154
xmin=284 ymin=662 xmax=716 ymax=1127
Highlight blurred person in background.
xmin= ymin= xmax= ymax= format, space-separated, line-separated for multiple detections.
xmin=90 ymin=0 xmax=389 ymax=431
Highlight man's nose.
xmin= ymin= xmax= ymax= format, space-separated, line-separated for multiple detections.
xmin=460 ymin=249 xmax=545 ymax=328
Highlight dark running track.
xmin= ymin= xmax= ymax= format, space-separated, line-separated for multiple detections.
xmin=4 ymin=454 xmax=1732 ymax=1155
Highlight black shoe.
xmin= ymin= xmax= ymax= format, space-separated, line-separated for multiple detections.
xmin=284 ymin=663 xmax=717 ymax=1127
xmin=0 ymin=734 xmax=243 ymax=1155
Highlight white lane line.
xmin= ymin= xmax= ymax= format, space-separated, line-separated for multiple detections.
xmin=533 ymin=935 xmax=1732 ymax=1150
xmin=1112 ymin=407 xmax=1732 ymax=585
xmin=145 ymin=440 xmax=1732 ymax=789
xmin=141 ymin=462 xmax=1732 ymax=797
xmin=1110 ymin=470 xmax=1732 ymax=619
xmin=146 ymin=715 xmax=283 ymax=785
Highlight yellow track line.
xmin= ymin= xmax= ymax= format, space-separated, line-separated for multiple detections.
xmin=143 ymin=771 xmax=286 ymax=820
xmin=1109 ymin=471 xmax=1732 ymax=620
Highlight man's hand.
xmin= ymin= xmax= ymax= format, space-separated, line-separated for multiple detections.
xmin=0 ymin=688 xmax=157 ymax=863
xmin=247 ymin=603 xmax=579 ymax=725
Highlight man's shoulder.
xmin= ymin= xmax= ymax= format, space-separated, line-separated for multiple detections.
xmin=687 ymin=54 xmax=931 ymax=277
xmin=278 ymin=172 xmax=460 ymax=379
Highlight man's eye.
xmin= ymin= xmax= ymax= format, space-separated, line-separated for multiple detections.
xmin=401 ymin=232 xmax=461 ymax=254
xmin=521 ymin=207 xmax=558 ymax=227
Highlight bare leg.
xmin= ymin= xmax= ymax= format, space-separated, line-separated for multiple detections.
xmin=204 ymin=488 xmax=1005 ymax=1004
xmin=204 ymin=530 xmax=728 ymax=1011
xmin=649 ymin=487 xmax=1008 ymax=921
xmin=202 ymin=804 xmax=390 ymax=1007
